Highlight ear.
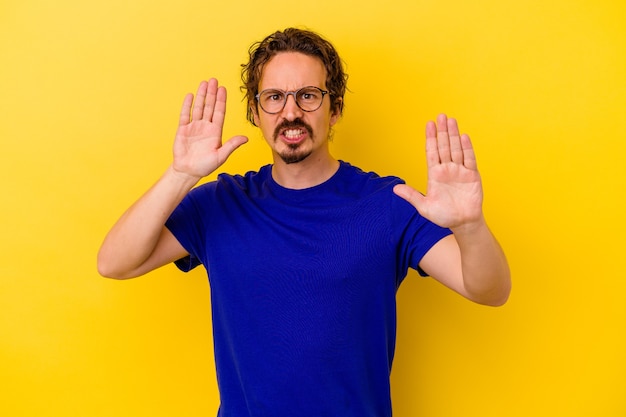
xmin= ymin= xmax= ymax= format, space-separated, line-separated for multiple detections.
xmin=329 ymin=97 xmax=343 ymax=127
xmin=251 ymin=103 xmax=261 ymax=126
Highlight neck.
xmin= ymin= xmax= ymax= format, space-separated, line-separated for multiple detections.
xmin=271 ymin=152 xmax=339 ymax=190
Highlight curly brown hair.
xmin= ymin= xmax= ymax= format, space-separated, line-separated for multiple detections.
xmin=241 ymin=28 xmax=348 ymax=126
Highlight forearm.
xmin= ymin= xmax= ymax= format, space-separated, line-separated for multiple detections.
xmin=97 ymin=166 xmax=199 ymax=278
xmin=451 ymin=217 xmax=511 ymax=306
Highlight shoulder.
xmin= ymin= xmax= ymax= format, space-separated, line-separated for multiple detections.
xmin=217 ymin=164 xmax=270 ymax=189
xmin=339 ymin=162 xmax=436 ymax=225
xmin=337 ymin=161 xmax=405 ymax=197
xmin=187 ymin=165 xmax=272 ymax=198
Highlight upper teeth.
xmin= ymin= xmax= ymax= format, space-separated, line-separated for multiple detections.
xmin=284 ymin=129 xmax=302 ymax=138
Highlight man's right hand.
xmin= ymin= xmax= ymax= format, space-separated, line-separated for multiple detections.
xmin=173 ymin=78 xmax=248 ymax=181
xmin=98 ymin=79 xmax=248 ymax=279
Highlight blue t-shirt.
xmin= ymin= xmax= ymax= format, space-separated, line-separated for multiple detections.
xmin=165 ymin=161 xmax=451 ymax=417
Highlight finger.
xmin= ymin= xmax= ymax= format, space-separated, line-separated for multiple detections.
xmin=447 ymin=117 xmax=463 ymax=164
xmin=192 ymin=81 xmax=208 ymax=121
xmin=461 ymin=133 xmax=478 ymax=170
xmin=179 ymin=93 xmax=193 ymax=126
xmin=203 ymin=78 xmax=219 ymax=122
xmin=211 ymin=86 xmax=227 ymax=127
xmin=393 ymin=184 xmax=425 ymax=212
xmin=216 ymin=135 xmax=249 ymax=166
xmin=436 ymin=114 xmax=452 ymax=163
xmin=425 ymin=120 xmax=440 ymax=167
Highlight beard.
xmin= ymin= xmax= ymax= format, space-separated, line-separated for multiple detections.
xmin=273 ymin=118 xmax=314 ymax=164
xmin=279 ymin=145 xmax=313 ymax=164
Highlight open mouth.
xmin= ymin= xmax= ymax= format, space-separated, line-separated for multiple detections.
xmin=274 ymin=119 xmax=313 ymax=144
xmin=282 ymin=128 xmax=307 ymax=142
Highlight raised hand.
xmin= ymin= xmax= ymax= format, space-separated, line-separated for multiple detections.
xmin=172 ymin=78 xmax=248 ymax=180
xmin=393 ymin=114 xmax=484 ymax=231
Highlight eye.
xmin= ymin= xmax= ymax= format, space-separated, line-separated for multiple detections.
xmin=261 ymin=90 xmax=284 ymax=102
xmin=299 ymin=88 xmax=320 ymax=101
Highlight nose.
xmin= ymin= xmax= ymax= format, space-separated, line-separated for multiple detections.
xmin=281 ymin=93 xmax=303 ymax=121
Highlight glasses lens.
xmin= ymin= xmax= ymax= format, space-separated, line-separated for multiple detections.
xmin=258 ymin=87 xmax=326 ymax=114
xmin=296 ymin=87 xmax=324 ymax=111
xmin=259 ymin=90 xmax=285 ymax=114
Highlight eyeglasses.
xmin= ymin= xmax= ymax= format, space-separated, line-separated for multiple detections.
xmin=256 ymin=86 xmax=329 ymax=114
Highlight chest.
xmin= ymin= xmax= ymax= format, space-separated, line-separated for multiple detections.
xmin=202 ymin=197 xmax=398 ymax=301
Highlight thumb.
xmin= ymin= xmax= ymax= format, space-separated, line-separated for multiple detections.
xmin=393 ymin=184 xmax=425 ymax=211
xmin=217 ymin=135 xmax=249 ymax=163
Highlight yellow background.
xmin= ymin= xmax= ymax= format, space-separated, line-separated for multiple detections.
xmin=1 ymin=0 xmax=625 ymax=415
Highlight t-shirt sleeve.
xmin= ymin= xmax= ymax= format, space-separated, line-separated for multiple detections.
xmin=164 ymin=184 xmax=212 ymax=272
xmin=390 ymin=184 xmax=452 ymax=278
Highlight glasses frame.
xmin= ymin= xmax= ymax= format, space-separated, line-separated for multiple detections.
xmin=255 ymin=86 xmax=329 ymax=114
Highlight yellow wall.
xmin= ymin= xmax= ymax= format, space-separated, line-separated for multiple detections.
xmin=1 ymin=0 xmax=625 ymax=415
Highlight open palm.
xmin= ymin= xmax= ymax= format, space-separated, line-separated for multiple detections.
xmin=394 ymin=114 xmax=484 ymax=230
xmin=173 ymin=79 xmax=247 ymax=180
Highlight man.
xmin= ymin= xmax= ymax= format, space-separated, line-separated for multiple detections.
xmin=98 ymin=28 xmax=510 ymax=417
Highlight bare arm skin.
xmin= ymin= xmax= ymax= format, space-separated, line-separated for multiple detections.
xmin=393 ymin=114 xmax=511 ymax=306
xmin=97 ymin=79 xmax=248 ymax=279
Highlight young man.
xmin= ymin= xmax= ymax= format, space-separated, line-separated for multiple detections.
xmin=98 ymin=28 xmax=510 ymax=417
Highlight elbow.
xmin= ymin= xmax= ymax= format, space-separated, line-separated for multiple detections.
xmin=97 ymin=252 xmax=133 ymax=280
xmin=481 ymin=291 xmax=510 ymax=307
xmin=97 ymin=263 xmax=127 ymax=280
xmin=464 ymin=269 xmax=512 ymax=307
xmin=98 ymin=268 xmax=126 ymax=280
xmin=474 ymin=277 xmax=512 ymax=307
xmin=471 ymin=291 xmax=510 ymax=307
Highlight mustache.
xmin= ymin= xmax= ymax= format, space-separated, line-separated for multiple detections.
xmin=273 ymin=119 xmax=313 ymax=140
